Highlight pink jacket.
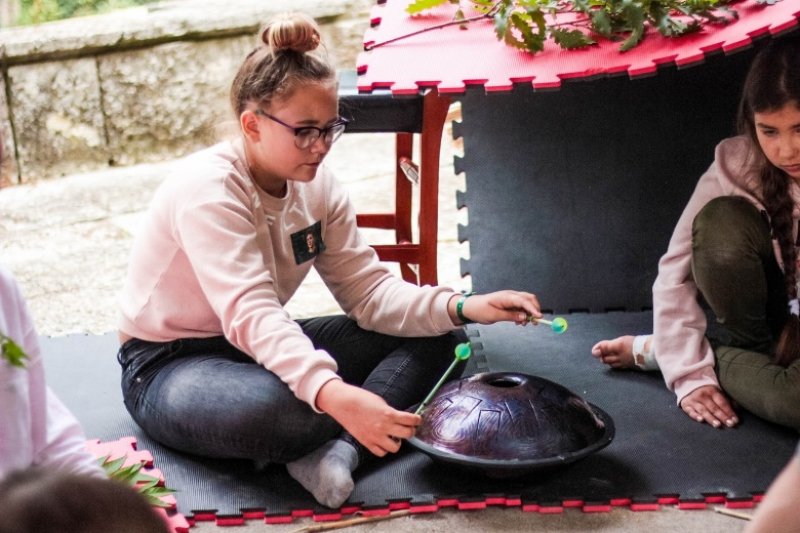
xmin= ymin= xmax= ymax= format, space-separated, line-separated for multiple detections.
xmin=118 ymin=140 xmax=458 ymax=410
xmin=653 ymin=135 xmax=800 ymax=403
xmin=0 ymin=266 xmax=104 ymax=480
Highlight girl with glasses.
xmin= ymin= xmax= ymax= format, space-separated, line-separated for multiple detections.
xmin=116 ymin=12 xmax=543 ymax=509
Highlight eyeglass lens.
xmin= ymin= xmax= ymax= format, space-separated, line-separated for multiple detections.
xmin=294 ymin=123 xmax=347 ymax=149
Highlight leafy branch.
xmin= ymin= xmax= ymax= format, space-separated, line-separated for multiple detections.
xmin=1 ymin=334 xmax=28 ymax=368
xmin=367 ymin=0 xmax=779 ymax=54
xmin=98 ymin=455 xmax=176 ymax=508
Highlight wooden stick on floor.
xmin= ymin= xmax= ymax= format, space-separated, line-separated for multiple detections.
xmin=291 ymin=509 xmax=412 ymax=533
xmin=714 ymin=507 xmax=753 ymax=521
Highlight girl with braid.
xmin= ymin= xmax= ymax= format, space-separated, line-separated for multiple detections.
xmin=116 ymin=12 xmax=541 ymax=509
xmin=592 ymin=35 xmax=800 ymax=431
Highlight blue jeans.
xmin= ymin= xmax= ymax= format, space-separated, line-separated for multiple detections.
xmin=117 ymin=315 xmax=464 ymax=462
xmin=692 ymin=196 xmax=800 ymax=429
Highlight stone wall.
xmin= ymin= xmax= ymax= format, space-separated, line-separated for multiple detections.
xmin=0 ymin=0 xmax=373 ymax=184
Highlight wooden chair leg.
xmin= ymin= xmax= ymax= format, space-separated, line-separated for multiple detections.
xmin=394 ymin=133 xmax=416 ymax=283
xmin=416 ymin=91 xmax=451 ymax=286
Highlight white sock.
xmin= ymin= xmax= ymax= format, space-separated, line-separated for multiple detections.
xmin=286 ymin=439 xmax=358 ymax=509
xmin=632 ymin=334 xmax=658 ymax=371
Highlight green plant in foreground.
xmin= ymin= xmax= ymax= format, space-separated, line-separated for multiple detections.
xmin=16 ymin=0 xmax=158 ymax=26
xmin=98 ymin=455 xmax=176 ymax=508
xmin=398 ymin=0 xmax=780 ymax=54
xmin=1 ymin=333 xmax=28 ymax=368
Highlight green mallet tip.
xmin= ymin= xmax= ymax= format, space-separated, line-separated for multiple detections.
xmin=551 ymin=317 xmax=568 ymax=334
xmin=454 ymin=342 xmax=472 ymax=360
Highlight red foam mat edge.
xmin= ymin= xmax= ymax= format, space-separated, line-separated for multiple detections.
xmin=356 ymin=0 xmax=800 ymax=94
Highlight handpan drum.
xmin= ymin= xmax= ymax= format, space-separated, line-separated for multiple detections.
xmin=407 ymin=372 xmax=614 ymax=477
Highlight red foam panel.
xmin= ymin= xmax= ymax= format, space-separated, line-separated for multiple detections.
xmin=84 ymin=437 xmax=189 ymax=533
xmin=357 ymin=0 xmax=800 ymax=94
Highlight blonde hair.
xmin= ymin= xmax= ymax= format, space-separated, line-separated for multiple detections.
xmin=229 ymin=12 xmax=335 ymax=117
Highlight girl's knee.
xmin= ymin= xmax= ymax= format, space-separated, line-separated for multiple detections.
xmin=693 ymin=197 xmax=768 ymax=253
xmin=695 ymin=196 xmax=760 ymax=225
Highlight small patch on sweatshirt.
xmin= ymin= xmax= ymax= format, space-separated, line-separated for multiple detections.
xmin=291 ymin=221 xmax=325 ymax=264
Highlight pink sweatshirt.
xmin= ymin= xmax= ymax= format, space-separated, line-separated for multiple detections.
xmin=653 ymin=135 xmax=800 ymax=403
xmin=118 ymin=140 xmax=459 ymax=410
xmin=0 ymin=266 xmax=104 ymax=480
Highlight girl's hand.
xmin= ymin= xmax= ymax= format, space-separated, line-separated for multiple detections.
xmin=315 ymin=380 xmax=421 ymax=456
xmin=679 ymin=385 xmax=739 ymax=428
xmin=451 ymin=290 xmax=541 ymax=326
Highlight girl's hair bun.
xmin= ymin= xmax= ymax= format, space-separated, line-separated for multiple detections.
xmin=261 ymin=12 xmax=321 ymax=54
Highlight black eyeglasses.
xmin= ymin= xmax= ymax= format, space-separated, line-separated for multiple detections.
xmin=255 ymin=109 xmax=349 ymax=149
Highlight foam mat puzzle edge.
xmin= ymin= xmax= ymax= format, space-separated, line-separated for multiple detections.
xmin=356 ymin=0 xmax=800 ymax=95
xmin=42 ymin=319 xmax=792 ymax=526
xmin=84 ymin=437 xmax=190 ymax=533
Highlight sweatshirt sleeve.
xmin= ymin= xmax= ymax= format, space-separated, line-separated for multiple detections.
xmin=170 ymin=175 xmax=340 ymax=411
xmin=0 ymin=266 xmax=103 ymax=478
xmin=313 ymin=175 xmax=458 ymax=336
xmin=34 ymin=386 xmax=106 ymax=478
xmin=652 ymin=137 xmax=752 ymax=404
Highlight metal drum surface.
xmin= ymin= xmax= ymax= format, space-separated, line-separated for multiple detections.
xmin=408 ymin=372 xmax=614 ymax=477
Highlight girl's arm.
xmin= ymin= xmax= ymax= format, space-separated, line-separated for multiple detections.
xmin=1 ymin=267 xmax=103 ymax=478
xmin=316 ymin=175 xmax=541 ymax=334
xmin=654 ymin=137 xmax=755 ymax=428
xmin=744 ymin=446 xmax=800 ymax=533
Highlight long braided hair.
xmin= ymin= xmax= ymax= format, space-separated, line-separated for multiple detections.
xmin=737 ymin=34 xmax=800 ymax=366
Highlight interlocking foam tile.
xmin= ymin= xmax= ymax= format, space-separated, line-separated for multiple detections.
xmin=85 ymin=437 xmax=190 ymax=533
xmin=357 ymin=0 xmax=800 ymax=94
xmin=450 ymin=42 xmax=760 ymax=309
xmin=85 ymin=436 xmax=153 ymax=468
xmin=42 ymin=327 xmax=797 ymax=527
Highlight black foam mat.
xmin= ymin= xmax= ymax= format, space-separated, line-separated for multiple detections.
xmin=41 ymin=315 xmax=797 ymax=519
xmin=453 ymin=46 xmax=757 ymax=312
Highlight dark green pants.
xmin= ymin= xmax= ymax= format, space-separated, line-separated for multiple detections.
xmin=692 ymin=196 xmax=800 ymax=430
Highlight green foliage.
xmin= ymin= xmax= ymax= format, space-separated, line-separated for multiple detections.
xmin=98 ymin=455 xmax=176 ymax=508
xmin=405 ymin=0 xmax=749 ymax=54
xmin=0 ymin=334 xmax=28 ymax=368
xmin=17 ymin=0 xmax=158 ymax=26
xmin=407 ymin=0 xmax=457 ymax=14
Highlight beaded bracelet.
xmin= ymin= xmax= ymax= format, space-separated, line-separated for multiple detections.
xmin=456 ymin=292 xmax=475 ymax=324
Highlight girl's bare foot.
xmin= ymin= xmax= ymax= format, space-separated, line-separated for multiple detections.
xmin=591 ymin=335 xmax=636 ymax=369
xmin=591 ymin=335 xmax=658 ymax=370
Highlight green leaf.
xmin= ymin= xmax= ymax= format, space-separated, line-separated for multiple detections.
xmin=406 ymin=0 xmax=450 ymax=15
xmin=493 ymin=8 xmax=510 ymax=42
xmin=472 ymin=0 xmax=499 ymax=14
xmin=590 ymin=9 xmax=614 ymax=37
xmin=619 ymin=1 xmax=646 ymax=51
xmin=1 ymin=334 xmax=29 ymax=368
xmin=135 ymin=476 xmax=159 ymax=491
xmin=551 ymin=28 xmax=596 ymax=49
xmin=400 ymin=0 xmax=773 ymax=56
xmin=99 ymin=455 xmax=127 ymax=475
xmin=140 ymin=486 xmax=177 ymax=508
xmin=113 ymin=463 xmax=146 ymax=485
xmin=505 ymin=11 xmax=546 ymax=53
xmin=98 ymin=454 xmax=177 ymax=508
